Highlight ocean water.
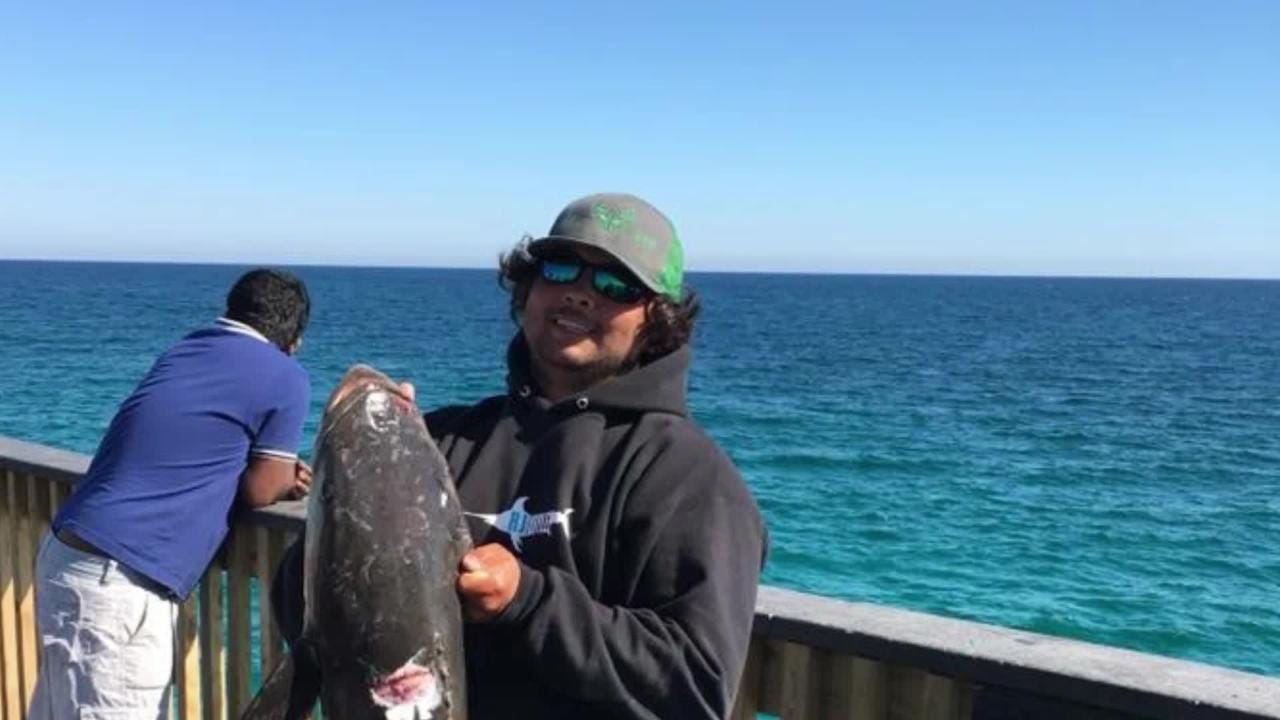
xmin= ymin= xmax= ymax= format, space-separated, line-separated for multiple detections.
xmin=1 ymin=260 xmax=1277 ymax=676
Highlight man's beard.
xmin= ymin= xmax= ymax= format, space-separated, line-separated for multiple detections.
xmin=522 ymin=317 xmax=649 ymax=398
xmin=544 ymin=351 xmax=628 ymax=396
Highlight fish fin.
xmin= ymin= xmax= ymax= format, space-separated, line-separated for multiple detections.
xmin=238 ymin=644 xmax=322 ymax=720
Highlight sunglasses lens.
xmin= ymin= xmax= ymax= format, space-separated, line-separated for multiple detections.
xmin=593 ymin=268 xmax=645 ymax=304
xmin=540 ymin=259 xmax=582 ymax=284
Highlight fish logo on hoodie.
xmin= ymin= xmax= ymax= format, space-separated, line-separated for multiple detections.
xmin=466 ymin=497 xmax=573 ymax=553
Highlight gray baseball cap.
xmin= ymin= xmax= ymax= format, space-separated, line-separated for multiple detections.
xmin=527 ymin=193 xmax=685 ymax=301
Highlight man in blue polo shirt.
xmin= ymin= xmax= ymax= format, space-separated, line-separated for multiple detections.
xmin=29 ymin=268 xmax=314 ymax=720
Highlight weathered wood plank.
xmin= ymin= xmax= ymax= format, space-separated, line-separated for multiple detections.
xmin=14 ymin=475 xmax=38 ymax=716
xmin=255 ymin=528 xmax=281 ymax=675
xmin=781 ymin=641 xmax=823 ymax=719
xmin=0 ymin=471 xmax=22 ymax=720
xmin=177 ymin=592 xmax=202 ymax=720
xmin=28 ymin=476 xmax=50 ymax=553
xmin=24 ymin=473 xmax=51 ymax=720
xmin=824 ymin=654 xmax=888 ymax=720
xmin=226 ymin=528 xmax=253 ymax=714
xmin=48 ymin=481 xmax=66 ymax=520
xmin=759 ymin=637 xmax=786 ymax=715
xmin=889 ymin=667 xmax=972 ymax=720
xmin=199 ymin=567 xmax=226 ymax=720
xmin=952 ymin=682 xmax=973 ymax=720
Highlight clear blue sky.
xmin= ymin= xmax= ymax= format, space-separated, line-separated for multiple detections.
xmin=2 ymin=2 xmax=1277 ymax=277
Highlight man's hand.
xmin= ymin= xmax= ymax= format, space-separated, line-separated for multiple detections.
xmin=457 ymin=543 xmax=521 ymax=622
xmin=240 ymin=455 xmax=310 ymax=508
xmin=389 ymin=380 xmax=416 ymax=414
xmin=286 ymin=459 xmax=313 ymax=501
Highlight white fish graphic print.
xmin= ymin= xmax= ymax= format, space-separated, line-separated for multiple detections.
xmin=466 ymin=496 xmax=573 ymax=553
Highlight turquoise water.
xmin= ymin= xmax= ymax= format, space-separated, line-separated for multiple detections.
xmin=2 ymin=261 xmax=1277 ymax=676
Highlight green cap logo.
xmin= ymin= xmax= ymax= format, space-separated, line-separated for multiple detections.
xmin=593 ymin=203 xmax=635 ymax=233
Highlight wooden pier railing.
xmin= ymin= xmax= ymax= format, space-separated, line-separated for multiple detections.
xmin=2 ymin=435 xmax=1277 ymax=719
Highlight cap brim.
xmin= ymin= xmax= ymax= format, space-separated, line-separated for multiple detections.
xmin=527 ymin=236 xmax=665 ymax=296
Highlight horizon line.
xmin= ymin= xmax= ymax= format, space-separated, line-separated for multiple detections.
xmin=2 ymin=256 xmax=1278 ymax=283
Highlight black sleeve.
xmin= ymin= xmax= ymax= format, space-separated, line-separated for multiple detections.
xmin=495 ymin=439 xmax=766 ymax=719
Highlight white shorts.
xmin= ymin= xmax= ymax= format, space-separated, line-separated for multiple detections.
xmin=28 ymin=532 xmax=177 ymax=720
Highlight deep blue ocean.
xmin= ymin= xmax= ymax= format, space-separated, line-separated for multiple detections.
xmin=1 ymin=261 xmax=1277 ymax=676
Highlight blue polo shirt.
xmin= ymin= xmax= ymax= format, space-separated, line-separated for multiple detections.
xmin=53 ymin=318 xmax=311 ymax=600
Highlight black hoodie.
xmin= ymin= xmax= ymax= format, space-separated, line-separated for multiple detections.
xmin=433 ymin=336 xmax=765 ymax=719
xmin=273 ymin=337 xmax=766 ymax=719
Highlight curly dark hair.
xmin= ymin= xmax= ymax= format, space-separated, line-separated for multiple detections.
xmin=225 ymin=269 xmax=310 ymax=352
xmin=498 ymin=242 xmax=699 ymax=368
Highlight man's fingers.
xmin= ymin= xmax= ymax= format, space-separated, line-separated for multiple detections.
xmin=460 ymin=552 xmax=487 ymax=573
xmin=457 ymin=569 xmax=501 ymax=622
xmin=458 ymin=569 xmax=492 ymax=593
xmin=456 ymin=544 xmax=519 ymax=622
xmin=458 ymin=551 xmax=495 ymax=596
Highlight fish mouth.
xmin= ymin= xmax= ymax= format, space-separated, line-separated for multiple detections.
xmin=370 ymin=660 xmax=441 ymax=710
xmin=326 ymin=365 xmax=393 ymax=411
xmin=314 ymin=366 xmax=406 ymax=446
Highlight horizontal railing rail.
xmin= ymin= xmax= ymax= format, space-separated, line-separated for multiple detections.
xmin=2 ymin=434 xmax=1277 ymax=719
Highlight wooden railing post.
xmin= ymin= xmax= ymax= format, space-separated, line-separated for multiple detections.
xmin=13 ymin=475 xmax=38 ymax=718
xmin=199 ymin=567 xmax=227 ymax=720
xmin=177 ymin=593 xmax=202 ymax=719
xmin=226 ymin=527 xmax=253 ymax=716
xmin=888 ymin=667 xmax=973 ymax=720
xmin=255 ymin=528 xmax=279 ymax=677
xmin=1 ymin=471 xmax=23 ymax=720
xmin=780 ymin=641 xmax=822 ymax=719
xmin=825 ymin=654 xmax=888 ymax=719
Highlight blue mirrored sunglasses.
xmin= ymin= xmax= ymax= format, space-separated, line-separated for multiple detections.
xmin=537 ymin=257 xmax=648 ymax=304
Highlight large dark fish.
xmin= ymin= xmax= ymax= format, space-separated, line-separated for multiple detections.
xmin=241 ymin=365 xmax=472 ymax=720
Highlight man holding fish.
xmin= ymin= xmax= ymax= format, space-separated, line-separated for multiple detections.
xmin=270 ymin=193 xmax=767 ymax=719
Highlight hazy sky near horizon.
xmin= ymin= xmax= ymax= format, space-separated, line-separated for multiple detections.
xmin=2 ymin=2 xmax=1277 ymax=277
